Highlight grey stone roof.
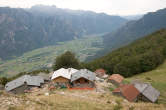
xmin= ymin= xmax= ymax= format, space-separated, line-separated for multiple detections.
xmin=71 ymin=69 xmax=96 ymax=82
xmin=142 ymin=84 xmax=160 ymax=103
xmin=5 ymin=75 xmax=44 ymax=92
xmin=133 ymin=82 xmax=160 ymax=102
xmin=133 ymin=82 xmax=149 ymax=93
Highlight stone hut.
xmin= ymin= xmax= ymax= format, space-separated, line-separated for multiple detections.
xmin=71 ymin=69 xmax=96 ymax=88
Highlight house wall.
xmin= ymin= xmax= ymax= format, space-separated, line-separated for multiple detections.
xmin=138 ymin=94 xmax=152 ymax=102
xmin=0 ymin=85 xmax=4 ymax=90
xmin=113 ymin=91 xmax=123 ymax=97
xmin=113 ymin=92 xmax=138 ymax=102
xmin=10 ymin=84 xmax=30 ymax=94
xmin=10 ymin=84 xmax=40 ymax=94
xmin=72 ymin=78 xmax=95 ymax=88
xmin=52 ymin=76 xmax=70 ymax=87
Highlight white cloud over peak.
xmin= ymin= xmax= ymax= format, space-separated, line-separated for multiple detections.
xmin=0 ymin=0 xmax=166 ymax=15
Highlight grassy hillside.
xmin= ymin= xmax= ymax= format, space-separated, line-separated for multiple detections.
xmin=0 ymin=34 xmax=103 ymax=77
xmin=85 ymin=29 xmax=166 ymax=77
xmin=127 ymin=60 xmax=166 ymax=104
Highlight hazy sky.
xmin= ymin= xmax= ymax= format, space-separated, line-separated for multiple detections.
xmin=0 ymin=0 xmax=166 ymax=15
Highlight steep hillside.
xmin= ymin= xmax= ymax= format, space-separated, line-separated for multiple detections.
xmin=92 ymin=8 xmax=166 ymax=58
xmin=0 ymin=6 xmax=126 ymax=60
xmin=85 ymin=29 xmax=166 ymax=77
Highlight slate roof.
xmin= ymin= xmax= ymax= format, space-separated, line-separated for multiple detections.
xmin=109 ymin=74 xmax=124 ymax=84
xmin=71 ymin=69 xmax=96 ymax=82
xmin=142 ymin=85 xmax=160 ymax=102
xmin=51 ymin=68 xmax=78 ymax=80
xmin=133 ymin=82 xmax=149 ymax=93
xmin=133 ymin=82 xmax=160 ymax=102
xmin=113 ymin=84 xmax=140 ymax=102
xmin=5 ymin=75 xmax=44 ymax=92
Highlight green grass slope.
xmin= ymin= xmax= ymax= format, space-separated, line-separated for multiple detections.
xmin=85 ymin=29 xmax=166 ymax=77
xmin=0 ymin=34 xmax=103 ymax=77
xmin=127 ymin=61 xmax=166 ymax=104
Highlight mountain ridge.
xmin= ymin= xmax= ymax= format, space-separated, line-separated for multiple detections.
xmin=0 ymin=5 xmax=126 ymax=60
xmin=104 ymin=8 xmax=166 ymax=49
xmin=87 ymin=8 xmax=166 ymax=60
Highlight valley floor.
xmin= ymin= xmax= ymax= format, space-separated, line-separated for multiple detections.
xmin=0 ymin=34 xmax=103 ymax=77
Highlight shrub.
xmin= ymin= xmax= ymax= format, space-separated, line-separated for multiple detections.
xmin=0 ymin=77 xmax=8 ymax=85
xmin=110 ymin=87 xmax=114 ymax=92
xmin=145 ymin=77 xmax=151 ymax=80
xmin=113 ymin=105 xmax=123 ymax=110
xmin=53 ymin=51 xmax=80 ymax=70
xmin=129 ymin=106 xmax=135 ymax=110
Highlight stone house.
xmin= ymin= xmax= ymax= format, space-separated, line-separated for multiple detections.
xmin=5 ymin=75 xmax=44 ymax=94
xmin=51 ymin=68 xmax=78 ymax=87
xmin=113 ymin=84 xmax=140 ymax=102
xmin=95 ymin=68 xmax=108 ymax=79
xmin=108 ymin=74 xmax=124 ymax=86
xmin=133 ymin=82 xmax=160 ymax=103
xmin=71 ymin=69 xmax=96 ymax=88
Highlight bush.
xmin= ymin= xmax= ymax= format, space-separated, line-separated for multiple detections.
xmin=145 ymin=77 xmax=151 ymax=80
xmin=0 ymin=77 xmax=8 ymax=85
xmin=110 ymin=87 xmax=114 ymax=92
xmin=113 ymin=105 xmax=123 ymax=110
xmin=129 ymin=106 xmax=135 ymax=110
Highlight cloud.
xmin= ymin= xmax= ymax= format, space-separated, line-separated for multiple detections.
xmin=0 ymin=0 xmax=166 ymax=15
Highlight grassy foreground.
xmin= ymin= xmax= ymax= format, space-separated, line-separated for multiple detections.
xmin=0 ymin=89 xmax=165 ymax=110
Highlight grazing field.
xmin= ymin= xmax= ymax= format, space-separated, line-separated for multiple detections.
xmin=0 ymin=87 xmax=165 ymax=110
xmin=0 ymin=34 xmax=103 ymax=77
xmin=127 ymin=61 xmax=166 ymax=104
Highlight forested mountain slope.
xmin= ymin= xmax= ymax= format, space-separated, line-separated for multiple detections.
xmin=85 ymin=29 xmax=166 ymax=77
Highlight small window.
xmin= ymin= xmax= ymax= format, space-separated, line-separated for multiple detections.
xmin=85 ymin=79 xmax=88 ymax=83
xmin=24 ymin=81 xmax=27 ymax=84
xmin=76 ymin=80 xmax=80 ymax=83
